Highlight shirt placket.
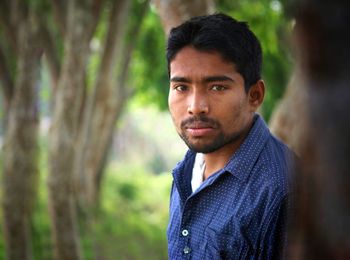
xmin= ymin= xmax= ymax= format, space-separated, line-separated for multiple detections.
xmin=178 ymin=199 xmax=194 ymax=259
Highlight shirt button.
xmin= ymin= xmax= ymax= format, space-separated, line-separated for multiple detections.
xmin=183 ymin=246 xmax=191 ymax=254
xmin=181 ymin=229 xmax=189 ymax=237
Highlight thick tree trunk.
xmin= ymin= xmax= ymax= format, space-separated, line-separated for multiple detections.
xmin=1 ymin=4 xmax=41 ymax=259
xmin=152 ymin=0 xmax=215 ymax=34
xmin=292 ymin=1 xmax=350 ymax=257
xmin=269 ymin=70 xmax=310 ymax=156
xmin=271 ymin=1 xmax=350 ymax=259
xmin=47 ymin=1 xmax=94 ymax=259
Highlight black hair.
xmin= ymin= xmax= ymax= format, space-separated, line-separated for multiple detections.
xmin=166 ymin=13 xmax=263 ymax=91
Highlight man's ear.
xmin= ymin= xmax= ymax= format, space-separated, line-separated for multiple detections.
xmin=248 ymin=80 xmax=265 ymax=110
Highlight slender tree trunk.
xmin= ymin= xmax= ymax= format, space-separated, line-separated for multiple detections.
xmin=1 ymin=3 xmax=41 ymax=259
xmin=0 ymin=0 xmax=16 ymax=131
xmin=47 ymin=0 xmax=94 ymax=259
xmin=0 ymin=45 xmax=13 ymax=130
xmin=75 ymin=0 xmax=150 ymax=208
xmin=74 ymin=0 xmax=131 ymax=208
xmin=152 ymin=0 xmax=215 ymax=34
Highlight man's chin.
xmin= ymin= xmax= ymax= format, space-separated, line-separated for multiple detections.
xmin=186 ymin=143 xmax=221 ymax=154
xmin=180 ymin=133 xmax=225 ymax=153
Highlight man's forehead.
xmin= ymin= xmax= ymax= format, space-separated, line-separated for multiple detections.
xmin=170 ymin=46 xmax=237 ymax=73
xmin=169 ymin=47 xmax=239 ymax=82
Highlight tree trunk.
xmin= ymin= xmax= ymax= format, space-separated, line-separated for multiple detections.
xmin=1 ymin=3 xmax=41 ymax=259
xmin=74 ymin=0 xmax=131 ymax=209
xmin=269 ymin=70 xmax=311 ymax=156
xmin=47 ymin=0 xmax=95 ymax=259
xmin=0 ymin=44 xmax=14 ymax=130
xmin=152 ymin=0 xmax=215 ymax=34
xmin=75 ymin=0 xmax=150 ymax=209
xmin=271 ymin=1 xmax=350 ymax=259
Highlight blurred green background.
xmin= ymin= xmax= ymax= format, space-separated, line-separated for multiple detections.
xmin=0 ymin=0 xmax=294 ymax=259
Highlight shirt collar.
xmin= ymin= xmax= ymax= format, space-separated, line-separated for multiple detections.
xmin=172 ymin=150 xmax=196 ymax=203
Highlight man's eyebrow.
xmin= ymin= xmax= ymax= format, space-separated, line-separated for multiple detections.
xmin=170 ymin=76 xmax=191 ymax=83
xmin=170 ymin=75 xmax=235 ymax=83
xmin=203 ymin=75 xmax=235 ymax=83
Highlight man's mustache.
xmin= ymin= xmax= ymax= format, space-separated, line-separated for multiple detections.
xmin=181 ymin=115 xmax=220 ymax=129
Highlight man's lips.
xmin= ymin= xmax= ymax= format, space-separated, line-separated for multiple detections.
xmin=181 ymin=116 xmax=220 ymax=137
xmin=184 ymin=122 xmax=215 ymax=137
xmin=185 ymin=122 xmax=214 ymax=129
xmin=186 ymin=127 xmax=214 ymax=137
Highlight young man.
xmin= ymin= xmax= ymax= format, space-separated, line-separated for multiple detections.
xmin=166 ymin=13 xmax=294 ymax=259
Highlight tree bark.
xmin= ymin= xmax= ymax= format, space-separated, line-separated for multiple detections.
xmin=152 ymin=0 xmax=215 ymax=34
xmin=51 ymin=0 xmax=67 ymax=37
xmin=0 ymin=45 xmax=14 ymax=127
xmin=47 ymin=0 xmax=96 ymax=259
xmin=1 ymin=2 xmax=41 ymax=259
xmin=271 ymin=1 xmax=350 ymax=259
xmin=269 ymin=70 xmax=311 ymax=156
xmin=74 ymin=0 xmax=150 ymax=208
xmin=0 ymin=0 xmax=18 ymax=55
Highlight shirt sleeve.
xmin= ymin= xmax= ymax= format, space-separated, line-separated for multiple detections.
xmin=258 ymin=195 xmax=288 ymax=260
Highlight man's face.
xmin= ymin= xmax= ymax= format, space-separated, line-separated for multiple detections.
xmin=168 ymin=46 xmax=258 ymax=154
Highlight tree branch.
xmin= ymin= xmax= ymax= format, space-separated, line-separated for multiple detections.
xmin=94 ymin=0 xmax=150 ymax=183
xmin=117 ymin=0 xmax=150 ymax=91
xmin=0 ymin=0 xmax=18 ymax=54
xmin=87 ymin=0 xmax=104 ymax=40
xmin=0 ymin=44 xmax=14 ymax=106
xmin=73 ymin=0 xmax=132 ymax=206
xmin=51 ymin=0 xmax=67 ymax=37
xmin=98 ymin=0 xmax=130 ymax=78
xmin=0 ymin=0 xmax=32 ymax=105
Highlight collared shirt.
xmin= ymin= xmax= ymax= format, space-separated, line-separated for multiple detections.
xmin=167 ymin=115 xmax=294 ymax=260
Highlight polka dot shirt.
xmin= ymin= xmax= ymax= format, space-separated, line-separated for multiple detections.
xmin=167 ymin=114 xmax=294 ymax=259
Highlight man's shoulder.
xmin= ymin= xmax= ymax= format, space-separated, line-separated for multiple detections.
xmin=264 ymin=132 xmax=296 ymax=165
xmin=252 ymin=133 xmax=296 ymax=194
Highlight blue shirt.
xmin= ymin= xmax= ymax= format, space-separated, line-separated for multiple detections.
xmin=167 ymin=115 xmax=294 ymax=259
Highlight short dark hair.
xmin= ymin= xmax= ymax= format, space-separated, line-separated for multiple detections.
xmin=166 ymin=13 xmax=263 ymax=91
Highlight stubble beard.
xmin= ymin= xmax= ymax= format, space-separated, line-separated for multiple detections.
xmin=179 ymin=128 xmax=244 ymax=154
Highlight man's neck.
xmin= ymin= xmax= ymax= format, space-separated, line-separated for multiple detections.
xmin=203 ymin=142 xmax=240 ymax=180
xmin=202 ymin=118 xmax=254 ymax=180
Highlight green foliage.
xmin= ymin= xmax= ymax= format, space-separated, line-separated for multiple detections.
xmin=0 ymin=94 xmax=4 ymax=135
xmin=129 ymin=7 xmax=169 ymax=110
xmin=4 ymin=136 xmax=173 ymax=259
xmin=83 ymin=162 xmax=172 ymax=259
xmin=0 ymin=177 xmax=4 ymax=260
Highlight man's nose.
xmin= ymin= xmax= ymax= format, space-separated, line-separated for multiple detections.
xmin=187 ymin=91 xmax=209 ymax=115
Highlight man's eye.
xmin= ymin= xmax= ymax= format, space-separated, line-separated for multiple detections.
xmin=211 ymin=85 xmax=226 ymax=91
xmin=174 ymin=85 xmax=188 ymax=92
